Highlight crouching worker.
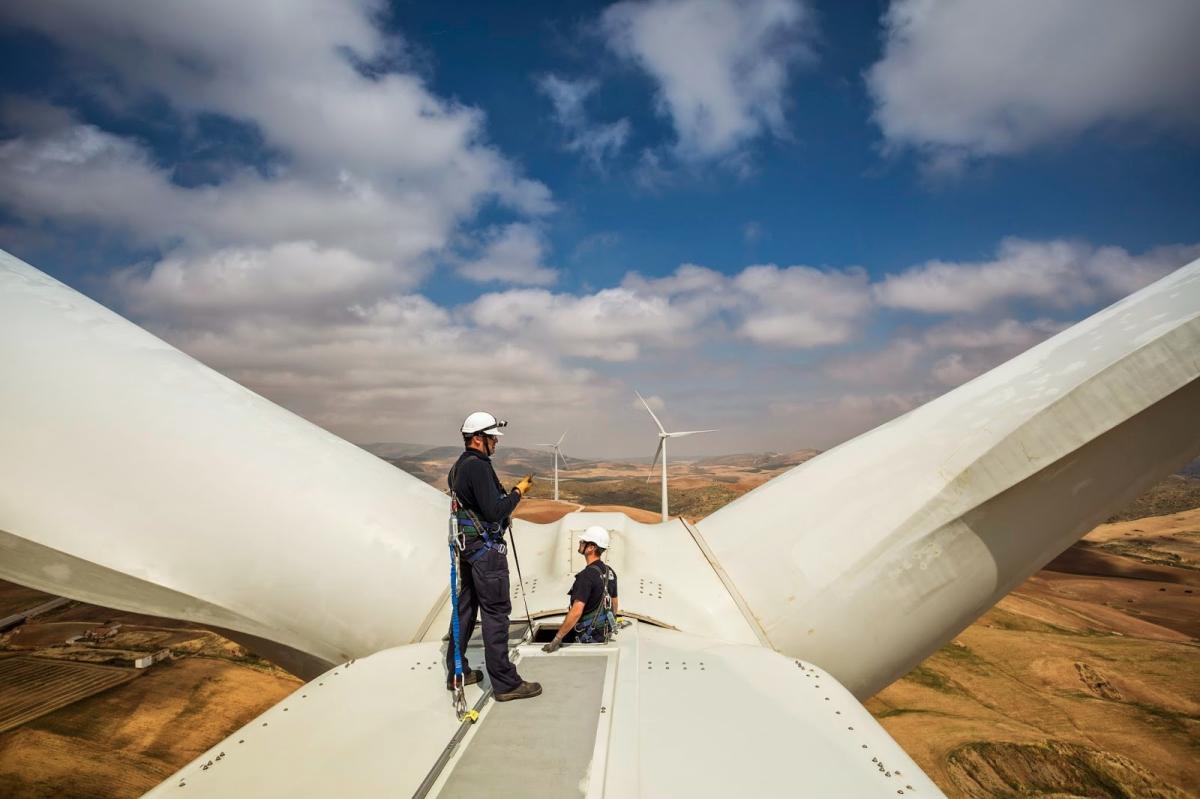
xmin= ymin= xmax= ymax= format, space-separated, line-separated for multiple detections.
xmin=542 ymin=526 xmax=618 ymax=653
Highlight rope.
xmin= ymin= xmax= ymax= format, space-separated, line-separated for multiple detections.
xmin=507 ymin=521 xmax=535 ymax=640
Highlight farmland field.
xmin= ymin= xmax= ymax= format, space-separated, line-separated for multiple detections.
xmin=0 ymin=656 xmax=137 ymax=734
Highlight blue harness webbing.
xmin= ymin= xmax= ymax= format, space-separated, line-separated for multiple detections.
xmin=449 ymin=540 xmax=464 ymax=684
xmin=458 ymin=518 xmax=506 ymax=562
xmin=575 ymin=562 xmax=616 ymax=643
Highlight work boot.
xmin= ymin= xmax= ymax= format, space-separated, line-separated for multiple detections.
xmin=493 ymin=680 xmax=542 ymax=702
xmin=446 ymin=669 xmax=483 ymax=690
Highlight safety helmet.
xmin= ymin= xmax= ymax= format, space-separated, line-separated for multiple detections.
xmin=461 ymin=411 xmax=506 ymax=436
xmin=580 ymin=526 xmax=610 ymax=550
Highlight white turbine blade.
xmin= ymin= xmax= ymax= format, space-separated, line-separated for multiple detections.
xmin=667 ymin=429 xmax=718 ymax=438
xmin=558 ymin=448 xmax=570 ymax=469
xmin=697 ymin=254 xmax=1200 ymax=700
xmin=635 ymin=390 xmax=667 ymax=434
xmin=556 ymin=430 xmax=566 ymax=447
xmin=646 ymin=439 xmax=664 ymax=482
xmin=0 ymin=249 xmax=448 ymax=677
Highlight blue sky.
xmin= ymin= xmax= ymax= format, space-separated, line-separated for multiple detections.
xmin=1 ymin=0 xmax=1198 ymax=457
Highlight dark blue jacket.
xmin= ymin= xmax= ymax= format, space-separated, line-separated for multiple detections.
xmin=449 ymin=449 xmax=521 ymax=524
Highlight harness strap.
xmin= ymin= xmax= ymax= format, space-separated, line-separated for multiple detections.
xmin=448 ymin=540 xmax=469 ymax=720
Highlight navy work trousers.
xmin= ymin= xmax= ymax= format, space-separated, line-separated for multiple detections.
xmin=445 ymin=544 xmax=522 ymax=695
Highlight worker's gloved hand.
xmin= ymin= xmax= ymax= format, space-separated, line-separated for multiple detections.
xmin=514 ymin=474 xmax=534 ymax=495
xmin=542 ymin=637 xmax=562 ymax=654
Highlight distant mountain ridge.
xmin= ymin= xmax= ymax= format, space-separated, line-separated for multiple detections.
xmin=360 ymin=442 xmax=567 ymax=483
xmin=360 ymin=442 xmax=821 ymax=470
xmin=693 ymin=450 xmax=821 ymax=470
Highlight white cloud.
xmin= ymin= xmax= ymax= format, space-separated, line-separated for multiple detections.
xmin=927 ymin=353 xmax=972 ymax=388
xmin=0 ymin=1 xmax=550 ymax=205
xmin=0 ymin=1 xmax=551 ymax=275
xmin=768 ymin=392 xmax=931 ymax=449
xmin=538 ymin=75 xmax=631 ymax=167
xmin=469 ymin=287 xmax=691 ymax=361
xmin=113 ymin=243 xmax=397 ymax=319
xmin=457 ymin=224 xmax=558 ymax=286
xmin=824 ymin=316 xmax=1074 ymax=394
xmin=733 ymin=264 xmax=873 ymax=347
xmin=147 ymin=294 xmax=607 ymax=445
xmin=622 ymin=261 xmax=873 ymax=348
xmin=824 ymin=338 xmax=924 ymax=386
xmin=874 ymin=239 xmax=1200 ymax=314
xmin=867 ymin=0 xmax=1200 ymax=165
xmin=0 ymin=122 xmax=461 ymax=273
xmin=601 ymin=0 xmax=815 ymax=160
xmin=621 ymin=262 xmax=734 ymax=319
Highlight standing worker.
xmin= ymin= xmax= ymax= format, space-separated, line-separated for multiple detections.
xmin=542 ymin=526 xmax=619 ymax=652
xmin=446 ymin=411 xmax=542 ymax=702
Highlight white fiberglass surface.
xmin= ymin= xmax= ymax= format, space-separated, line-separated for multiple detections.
xmin=0 ymin=250 xmax=448 ymax=665
xmin=149 ymin=622 xmax=944 ymax=797
xmin=421 ymin=512 xmax=761 ymax=646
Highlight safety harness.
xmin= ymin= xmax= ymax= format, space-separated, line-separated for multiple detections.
xmin=574 ymin=561 xmax=617 ymax=644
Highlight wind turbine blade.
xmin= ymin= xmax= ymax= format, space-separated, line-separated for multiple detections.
xmin=635 ymin=390 xmax=667 ymax=434
xmin=645 ymin=439 xmax=664 ymax=482
xmin=697 ymin=257 xmax=1200 ymax=699
xmin=556 ymin=430 xmax=566 ymax=447
xmin=558 ymin=449 xmax=570 ymax=469
xmin=668 ymin=429 xmax=718 ymax=438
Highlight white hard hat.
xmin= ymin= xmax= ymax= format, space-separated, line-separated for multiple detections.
xmin=580 ymin=526 xmax=610 ymax=550
xmin=461 ymin=411 xmax=506 ymax=436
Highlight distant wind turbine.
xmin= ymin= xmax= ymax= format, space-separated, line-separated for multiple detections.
xmin=635 ymin=391 xmax=717 ymax=522
xmin=535 ymin=431 xmax=568 ymax=502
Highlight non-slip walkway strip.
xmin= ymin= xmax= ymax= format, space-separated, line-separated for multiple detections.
xmin=438 ymin=654 xmax=610 ymax=799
